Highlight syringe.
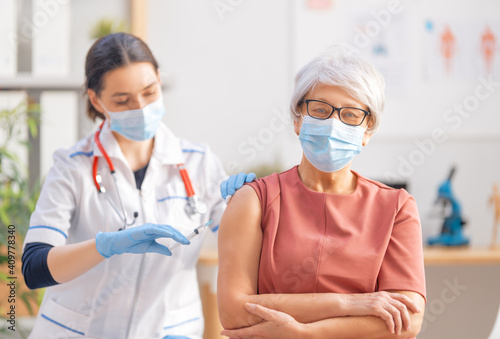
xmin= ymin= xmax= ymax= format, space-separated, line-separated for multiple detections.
xmin=169 ymin=220 xmax=213 ymax=251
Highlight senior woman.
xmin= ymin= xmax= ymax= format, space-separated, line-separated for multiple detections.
xmin=217 ymin=47 xmax=426 ymax=339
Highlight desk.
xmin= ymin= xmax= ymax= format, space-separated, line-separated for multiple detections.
xmin=424 ymin=246 xmax=500 ymax=266
xmin=198 ymin=250 xmax=219 ymax=266
xmin=421 ymin=247 xmax=500 ymax=339
xmin=197 ymin=250 xmax=223 ymax=339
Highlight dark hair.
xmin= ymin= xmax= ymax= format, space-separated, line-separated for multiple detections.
xmin=84 ymin=32 xmax=159 ymax=121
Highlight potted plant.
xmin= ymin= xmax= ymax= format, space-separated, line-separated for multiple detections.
xmin=0 ymin=99 xmax=42 ymax=338
xmin=90 ymin=18 xmax=129 ymax=40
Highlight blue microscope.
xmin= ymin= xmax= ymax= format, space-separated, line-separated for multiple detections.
xmin=427 ymin=167 xmax=470 ymax=246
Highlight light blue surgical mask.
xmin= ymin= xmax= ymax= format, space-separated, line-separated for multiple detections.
xmin=101 ymin=97 xmax=166 ymax=141
xmin=298 ymin=116 xmax=366 ymax=173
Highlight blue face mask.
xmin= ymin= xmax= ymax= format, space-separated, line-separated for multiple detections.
xmin=101 ymin=97 xmax=166 ymax=141
xmin=298 ymin=116 xmax=366 ymax=173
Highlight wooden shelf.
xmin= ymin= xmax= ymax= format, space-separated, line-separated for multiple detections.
xmin=200 ymin=248 xmax=500 ymax=267
xmin=424 ymin=246 xmax=500 ymax=265
xmin=0 ymin=73 xmax=85 ymax=90
xmin=198 ymin=250 xmax=219 ymax=266
xmin=0 ymin=73 xmax=171 ymax=91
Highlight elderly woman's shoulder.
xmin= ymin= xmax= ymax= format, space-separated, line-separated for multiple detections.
xmin=244 ymin=168 xmax=295 ymax=202
xmin=357 ymin=175 xmax=417 ymax=213
xmin=358 ymin=175 xmax=399 ymax=190
xmin=252 ymin=167 xmax=295 ymax=184
xmin=357 ymin=173 xmax=414 ymax=200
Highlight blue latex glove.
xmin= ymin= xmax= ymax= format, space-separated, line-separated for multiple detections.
xmin=220 ymin=172 xmax=257 ymax=200
xmin=95 ymin=223 xmax=190 ymax=258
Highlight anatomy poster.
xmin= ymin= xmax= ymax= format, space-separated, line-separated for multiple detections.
xmin=423 ymin=20 xmax=467 ymax=80
xmin=423 ymin=20 xmax=500 ymax=81
xmin=472 ymin=23 xmax=500 ymax=79
xmin=350 ymin=11 xmax=411 ymax=95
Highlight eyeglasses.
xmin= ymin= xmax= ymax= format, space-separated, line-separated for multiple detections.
xmin=300 ymin=99 xmax=370 ymax=126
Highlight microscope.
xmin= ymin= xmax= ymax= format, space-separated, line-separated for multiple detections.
xmin=427 ymin=167 xmax=469 ymax=246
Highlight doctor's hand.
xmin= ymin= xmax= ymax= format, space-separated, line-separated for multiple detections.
xmin=220 ymin=172 xmax=257 ymax=200
xmin=95 ymin=223 xmax=190 ymax=259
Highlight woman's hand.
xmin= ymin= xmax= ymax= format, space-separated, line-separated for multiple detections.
xmin=221 ymin=303 xmax=304 ymax=339
xmin=344 ymin=291 xmax=422 ymax=335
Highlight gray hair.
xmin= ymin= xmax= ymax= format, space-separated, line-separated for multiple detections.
xmin=290 ymin=46 xmax=385 ymax=132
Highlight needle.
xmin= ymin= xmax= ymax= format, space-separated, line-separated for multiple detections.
xmin=170 ymin=220 xmax=213 ymax=251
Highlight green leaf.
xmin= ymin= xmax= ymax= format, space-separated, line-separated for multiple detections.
xmin=19 ymin=289 xmax=38 ymax=316
xmin=28 ymin=117 xmax=38 ymax=138
xmin=90 ymin=18 xmax=129 ymax=39
xmin=0 ymin=208 xmax=10 ymax=226
xmin=0 ymin=270 xmax=8 ymax=281
xmin=0 ymin=102 xmax=42 ymax=237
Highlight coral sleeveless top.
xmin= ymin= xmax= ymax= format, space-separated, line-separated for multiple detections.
xmin=247 ymin=166 xmax=426 ymax=299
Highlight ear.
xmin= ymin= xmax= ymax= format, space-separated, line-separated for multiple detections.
xmin=293 ymin=117 xmax=302 ymax=136
xmin=362 ymin=131 xmax=373 ymax=147
xmin=361 ymin=113 xmax=375 ymax=146
xmin=87 ymin=89 xmax=108 ymax=118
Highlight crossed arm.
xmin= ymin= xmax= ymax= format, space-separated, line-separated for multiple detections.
xmin=217 ymin=185 xmax=425 ymax=338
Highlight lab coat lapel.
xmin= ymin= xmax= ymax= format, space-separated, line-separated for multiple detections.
xmin=92 ymin=120 xmax=129 ymax=165
xmin=151 ymin=123 xmax=185 ymax=165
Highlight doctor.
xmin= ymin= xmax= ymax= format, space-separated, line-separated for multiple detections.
xmin=21 ymin=32 xmax=252 ymax=339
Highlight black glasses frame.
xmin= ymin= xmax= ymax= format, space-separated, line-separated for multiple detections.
xmin=300 ymin=99 xmax=371 ymax=126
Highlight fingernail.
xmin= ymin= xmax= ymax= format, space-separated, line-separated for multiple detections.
xmin=245 ymin=303 xmax=256 ymax=310
xmin=417 ymin=307 xmax=422 ymax=313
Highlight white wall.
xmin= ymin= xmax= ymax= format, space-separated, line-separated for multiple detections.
xmin=39 ymin=91 xmax=78 ymax=177
xmin=147 ymin=0 xmax=295 ymax=175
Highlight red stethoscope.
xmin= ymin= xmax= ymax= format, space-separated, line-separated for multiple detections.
xmin=92 ymin=121 xmax=207 ymax=230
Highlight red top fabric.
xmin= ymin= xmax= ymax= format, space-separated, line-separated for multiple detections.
xmin=247 ymin=166 xmax=426 ymax=301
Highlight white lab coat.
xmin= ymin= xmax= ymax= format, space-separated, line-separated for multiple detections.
xmin=23 ymin=122 xmax=227 ymax=339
